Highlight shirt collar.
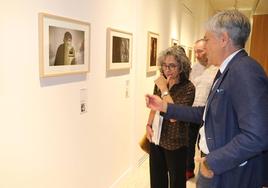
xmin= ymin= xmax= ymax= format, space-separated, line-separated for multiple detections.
xmin=219 ymin=49 xmax=243 ymax=74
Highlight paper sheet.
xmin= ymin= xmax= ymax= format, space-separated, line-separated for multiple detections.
xmin=151 ymin=111 xmax=163 ymax=145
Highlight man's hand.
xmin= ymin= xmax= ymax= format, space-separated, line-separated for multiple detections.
xmin=145 ymin=94 xmax=167 ymax=112
xmin=195 ymin=156 xmax=214 ymax=178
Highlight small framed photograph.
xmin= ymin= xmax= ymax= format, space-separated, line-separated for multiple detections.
xmin=171 ymin=38 xmax=179 ymax=46
xmin=180 ymin=44 xmax=187 ymax=55
xmin=39 ymin=13 xmax=90 ymax=77
xmin=187 ymin=47 xmax=193 ymax=62
xmin=106 ymin=28 xmax=132 ymax=71
xmin=147 ymin=31 xmax=159 ymax=73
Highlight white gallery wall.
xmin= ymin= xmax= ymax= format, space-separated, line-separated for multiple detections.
xmin=0 ymin=0 xmax=213 ymax=187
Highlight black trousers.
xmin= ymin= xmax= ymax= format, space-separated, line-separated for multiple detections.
xmin=149 ymin=143 xmax=187 ymax=188
xmin=187 ymin=123 xmax=200 ymax=171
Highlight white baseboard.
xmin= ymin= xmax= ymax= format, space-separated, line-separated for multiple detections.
xmin=137 ymin=153 xmax=148 ymax=167
xmin=109 ymin=153 xmax=148 ymax=188
xmin=109 ymin=166 xmax=133 ymax=188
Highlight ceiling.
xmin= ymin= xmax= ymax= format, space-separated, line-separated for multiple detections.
xmin=209 ymin=0 xmax=268 ymax=17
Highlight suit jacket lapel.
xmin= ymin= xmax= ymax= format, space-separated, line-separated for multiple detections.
xmin=205 ymin=50 xmax=248 ymax=113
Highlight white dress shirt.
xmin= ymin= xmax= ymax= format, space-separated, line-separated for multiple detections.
xmin=199 ymin=49 xmax=243 ymax=154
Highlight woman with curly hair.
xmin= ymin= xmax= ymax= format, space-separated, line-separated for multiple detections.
xmin=146 ymin=45 xmax=195 ymax=188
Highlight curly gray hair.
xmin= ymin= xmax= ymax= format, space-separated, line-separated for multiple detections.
xmin=158 ymin=45 xmax=191 ymax=82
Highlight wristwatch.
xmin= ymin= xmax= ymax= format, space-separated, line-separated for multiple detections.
xmin=161 ymin=91 xmax=169 ymax=98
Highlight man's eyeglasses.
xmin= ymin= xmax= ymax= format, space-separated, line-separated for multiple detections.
xmin=161 ymin=63 xmax=177 ymax=71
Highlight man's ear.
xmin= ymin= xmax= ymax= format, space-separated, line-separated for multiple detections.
xmin=220 ymin=32 xmax=230 ymax=47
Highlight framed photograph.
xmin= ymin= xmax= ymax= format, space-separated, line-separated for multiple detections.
xmin=179 ymin=44 xmax=187 ymax=55
xmin=39 ymin=13 xmax=90 ymax=77
xmin=171 ymin=38 xmax=179 ymax=46
xmin=147 ymin=31 xmax=160 ymax=72
xmin=106 ymin=28 xmax=132 ymax=71
xmin=187 ymin=47 xmax=194 ymax=62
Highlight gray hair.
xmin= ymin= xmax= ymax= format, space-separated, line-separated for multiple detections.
xmin=205 ymin=10 xmax=250 ymax=48
xmin=158 ymin=46 xmax=191 ymax=82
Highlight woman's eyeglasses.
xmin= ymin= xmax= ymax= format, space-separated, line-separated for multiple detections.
xmin=161 ymin=63 xmax=177 ymax=71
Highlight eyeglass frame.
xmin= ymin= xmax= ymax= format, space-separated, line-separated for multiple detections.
xmin=161 ymin=63 xmax=178 ymax=71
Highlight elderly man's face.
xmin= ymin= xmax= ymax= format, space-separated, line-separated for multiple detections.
xmin=204 ymin=31 xmax=222 ymax=67
xmin=194 ymin=41 xmax=208 ymax=66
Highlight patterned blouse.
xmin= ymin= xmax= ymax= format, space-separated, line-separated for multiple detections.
xmin=154 ymin=80 xmax=195 ymax=150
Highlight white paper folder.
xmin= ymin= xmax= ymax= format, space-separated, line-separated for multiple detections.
xmin=152 ymin=111 xmax=163 ymax=145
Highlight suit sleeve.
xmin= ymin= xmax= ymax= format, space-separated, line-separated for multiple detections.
xmin=165 ymin=104 xmax=204 ymax=124
xmin=164 ymin=81 xmax=205 ymax=124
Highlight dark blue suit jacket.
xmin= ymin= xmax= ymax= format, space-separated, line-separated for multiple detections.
xmin=165 ymin=50 xmax=268 ymax=188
